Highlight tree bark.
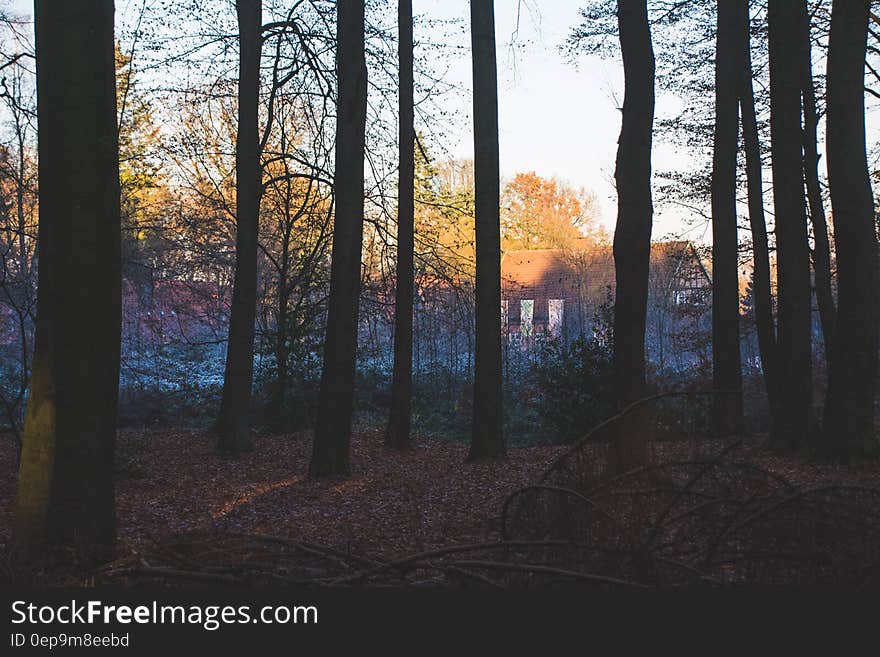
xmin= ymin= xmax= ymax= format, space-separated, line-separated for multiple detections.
xmin=468 ymin=0 xmax=504 ymax=460
xmin=800 ymin=5 xmax=836 ymax=362
xmin=386 ymin=0 xmax=415 ymax=450
xmin=216 ymin=0 xmax=262 ymax=453
xmin=711 ymin=0 xmax=744 ymax=437
xmin=821 ymin=0 xmax=878 ymax=458
xmin=736 ymin=0 xmax=780 ymax=430
xmin=767 ymin=0 xmax=813 ymax=450
xmin=14 ymin=0 xmax=121 ymax=561
xmin=310 ymin=0 xmax=367 ymax=477
xmin=608 ymin=0 xmax=655 ymax=473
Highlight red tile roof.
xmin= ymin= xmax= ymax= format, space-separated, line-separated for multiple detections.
xmin=501 ymin=239 xmax=702 ymax=304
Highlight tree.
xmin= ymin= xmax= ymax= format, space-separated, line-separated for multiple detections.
xmin=767 ymin=0 xmax=813 ymax=450
xmin=608 ymin=0 xmax=655 ymax=473
xmin=711 ymin=0 xmax=744 ymax=437
xmin=259 ymin=149 xmax=333 ymax=430
xmin=800 ymin=5 xmax=835 ymax=362
xmin=116 ymin=44 xmax=165 ymax=288
xmin=821 ymin=0 xmax=878 ymax=458
xmin=14 ymin=0 xmax=121 ymax=559
xmin=310 ymin=0 xmax=367 ymax=477
xmin=415 ymin=155 xmax=476 ymax=278
xmin=736 ymin=0 xmax=779 ymax=429
xmin=468 ymin=0 xmax=504 ymax=461
xmin=0 ymin=18 xmax=37 ymax=447
xmin=153 ymin=2 xmax=336 ymax=432
xmin=500 ymin=172 xmax=600 ymax=251
xmin=386 ymin=0 xmax=415 ymax=450
xmin=216 ymin=0 xmax=262 ymax=453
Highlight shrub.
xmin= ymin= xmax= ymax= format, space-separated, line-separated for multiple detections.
xmin=532 ymin=335 xmax=614 ymax=443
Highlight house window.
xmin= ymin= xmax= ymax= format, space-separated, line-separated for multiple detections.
xmin=548 ymin=299 xmax=564 ymax=337
xmin=520 ymin=299 xmax=534 ymax=340
xmin=673 ymin=289 xmax=705 ymax=306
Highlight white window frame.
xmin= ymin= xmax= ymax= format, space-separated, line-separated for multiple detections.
xmin=548 ymin=299 xmax=564 ymax=337
xmin=520 ymin=299 xmax=534 ymax=343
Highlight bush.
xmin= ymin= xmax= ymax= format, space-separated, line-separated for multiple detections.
xmin=411 ymin=367 xmax=472 ymax=441
xmin=532 ymin=335 xmax=614 ymax=443
xmin=117 ymin=349 xmax=223 ymax=427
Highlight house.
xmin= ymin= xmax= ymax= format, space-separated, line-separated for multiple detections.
xmin=501 ymin=239 xmax=712 ymax=369
xmin=122 ymin=278 xmax=228 ymax=350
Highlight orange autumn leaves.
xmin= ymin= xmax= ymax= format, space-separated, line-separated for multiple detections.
xmin=500 ymin=171 xmax=605 ymax=252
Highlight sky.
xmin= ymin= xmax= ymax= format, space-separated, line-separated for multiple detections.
xmin=6 ymin=0 xmax=879 ymax=243
xmin=5 ymin=0 xmax=655 ymax=235
xmin=416 ymin=0 xmax=630 ymax=235
xmin=414 ymin=0 xmax=700 ymax=239
xmin=416 ymin=0 xmax=880 ymax=242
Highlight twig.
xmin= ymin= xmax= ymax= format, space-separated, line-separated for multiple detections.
xmin=443 ymin=560 xmax=644 ymax=587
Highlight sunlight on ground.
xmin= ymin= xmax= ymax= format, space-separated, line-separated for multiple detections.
xmin=332 ymin=479 xmax=368 ymax=495
xmin=211 ymin=477 xmax=304 ymax=519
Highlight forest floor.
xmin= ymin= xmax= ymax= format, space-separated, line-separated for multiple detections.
xmin=2 ymin=429 xmax=880 ymax=585
xmin=0 ymin=428 xmax=568 ymax=561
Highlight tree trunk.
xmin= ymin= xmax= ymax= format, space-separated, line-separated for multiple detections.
xmin=800 ymin=5 xmax=836 ymax=362
xmin=310 ymin=0 xmax=367 ymax=477
xmin=608 ymin=0 xmax=655 ymax=473
xmin=711 ymin=0 xmax=744 ymax=437
xmin=468 ymin=0 xmax=504 ymax=461
xmin=386 ymin=0 xmax=415 ymax=450
xmin=821 ymin=0 xmax=878 ymax=458
xmin=216 ymin=0 xmax=262 ymax=453
xmin=736 ymin=0 xmax=780 ymax=430
xmin=767 ymin=0 xmax=813 ymax=450
xmin=14 ymin=0 xmax=121 ymax=561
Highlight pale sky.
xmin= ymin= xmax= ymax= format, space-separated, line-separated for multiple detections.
xmin=417 ymin=0 xmax=626 ymax=234
xmin=414 ymin=0 xmax=880 ymax=242
xmin=4 ymin=0 xmax=688 ymax=237
xmin=415 ymin=0 xmax=703 ymax=239
xmin=7 ymin=0 xmax=879 ymax=244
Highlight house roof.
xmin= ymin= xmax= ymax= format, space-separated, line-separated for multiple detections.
xmin=501 ymin=239 xmax=705 ymax=303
